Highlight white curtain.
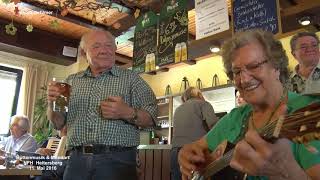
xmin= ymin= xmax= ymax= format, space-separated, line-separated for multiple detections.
xmin=23 ymin=64 xmax=48 ymax=133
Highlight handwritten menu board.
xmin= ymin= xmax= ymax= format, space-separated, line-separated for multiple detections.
xmin=233 ymin=0 xmax=280 ymax=34
xmin=195 ymin=0 xmax=229 ymax=40
xmin=158 ymin=0 xmax=188 ymax=66
xmin=132 ymin=11 xmax=158 ymax=73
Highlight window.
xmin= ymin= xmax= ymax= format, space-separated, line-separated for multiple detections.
xmin=0 ymin=66 xmax=23 ymax=135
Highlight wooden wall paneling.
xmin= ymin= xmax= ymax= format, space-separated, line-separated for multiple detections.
xmin=162 ymin=149 xmax=171 ymax=180
xmin=138 ymin=149 xmax=146 ymax=180
xmin=153 ymin=149 xmax=162 ymax=180
xmin=145 ymin=149 xmax=154 ymax=180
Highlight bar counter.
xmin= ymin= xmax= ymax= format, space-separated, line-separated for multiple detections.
xmin=137 ymin=144 xmax=172 ymax=180
xmin=138 ymin=144 xmax=172 ymax=150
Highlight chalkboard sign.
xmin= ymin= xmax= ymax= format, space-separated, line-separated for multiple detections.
xmin=158 ymin=0 xmax=188 ymax=66
xmin=232 ymin=0 xmax=280 ymax=34
xmin=132 ymin=11 xmax=158 ymax=73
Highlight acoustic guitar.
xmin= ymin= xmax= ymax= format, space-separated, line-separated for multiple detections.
xmin=192 ymin=103 xmax=320 ymax=180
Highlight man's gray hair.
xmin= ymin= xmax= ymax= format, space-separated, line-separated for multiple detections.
xmin=11 ymin=115 xmax=30 ymax=132
xmin=290 ymin=31 xmax=320 ymax=52
xmin=79 ymin=30 xmax=116 ymax=52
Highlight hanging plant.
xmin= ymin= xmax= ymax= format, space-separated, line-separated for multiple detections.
xmin=26 ymin=24 xmax=33 ymax=32
xmin=61 ymin=8 xmax=68 ymax=16
xmin=134 ymin=9 xmax=140 ymax=19
xmin=92 ymin=13 xmax=96 ymax=25
xmin=49 ymin=19 xmax=59 ymax=29
xmin=14 ymin=6 xmax=19 ymax=15
xmin=5 ymin=23 xmax=17 ymax=36
xmin=1 ymin=0 xmax=11 ymax=4
xmin=12 ymin=0 xmax=20 ymax=4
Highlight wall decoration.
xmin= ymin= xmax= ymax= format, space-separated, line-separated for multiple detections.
xmin=5 ymin=22 xmax=17 ymax=36
xmin=195 ymin=0 xmax=229 ymax=40
xmin=26 ymin=24 xmax=33 ymax=32
xmin=158 ymin=0 xmax=188 ymax=66
xmin=132 ymin=11 xmax=158 ymax=73
xmin=232 ymin=0 xmax=281 ymax=34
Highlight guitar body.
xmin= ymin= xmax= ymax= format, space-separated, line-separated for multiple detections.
xmin=193 ymin=141 xmax=245 ymax=180
xmin=210 ymin=141 xmax=245 ymax=180
xmin=212 ymin=166 xmax=245 ymax=180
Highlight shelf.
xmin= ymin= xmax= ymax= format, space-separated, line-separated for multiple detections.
xmin=157 ymin=115 xmax=169 ymax=120
xmin=158 ymin=102 xmax=169 ymax=106
xmin=142 ymin=60 xmax=197 ymax=75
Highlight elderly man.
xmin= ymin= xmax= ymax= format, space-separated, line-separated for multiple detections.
xmin=47 ymin=30 xmax=157 ymax=180
xmin=289 ymin=31 xmax=320 ymax=94
xmin=0 ymin=115 xmax=37 ymax=156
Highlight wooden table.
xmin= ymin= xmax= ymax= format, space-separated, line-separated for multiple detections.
xmin=0 ymin=165 xmax=41 ymax=180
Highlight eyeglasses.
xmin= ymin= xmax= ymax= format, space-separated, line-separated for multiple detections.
xmin=232 ymin=60 xmax=268 ymax=79
xmin=295 ymin=43 xmax=319 ymax=51
xmin=9 ymin=123 xmax=19 ymax=129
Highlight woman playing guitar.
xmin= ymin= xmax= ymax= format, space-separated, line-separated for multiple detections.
xmin=178 ymin=29 xmax=320 ymax=180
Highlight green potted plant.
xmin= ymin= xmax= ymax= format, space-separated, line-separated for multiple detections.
xmin=33 ymin=86 xmax=53 ymax=144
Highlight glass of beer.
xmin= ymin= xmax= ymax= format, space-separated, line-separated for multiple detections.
xmin=180 ymin=42 xmax=187 ymax=61
xmin=174 ymin=43 xmax=181 ymax=63
xmin=52 ymin=78 xmax=71 ymax=113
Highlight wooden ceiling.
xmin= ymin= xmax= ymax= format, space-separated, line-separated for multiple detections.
xmin=0 ymin=0 xmax=319 ymax=67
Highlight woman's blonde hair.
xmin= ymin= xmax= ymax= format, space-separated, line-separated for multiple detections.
xmin=181 ymin=87 xmax=204 ymax=102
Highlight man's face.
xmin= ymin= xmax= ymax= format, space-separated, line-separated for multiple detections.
xmin=85 ymin=31 xmax=117 ymax=71
xmin=10 ymin=120 xmax=25 ymax=138
xmin=292 ymin=36 xmax=320 ymax=66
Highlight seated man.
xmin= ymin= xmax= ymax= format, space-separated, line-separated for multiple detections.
xmin=0 ymin=115 xmax=37 ymax=155
xmin=0 ymin=115 xmax=37 ymax=165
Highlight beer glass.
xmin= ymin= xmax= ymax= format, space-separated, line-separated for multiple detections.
xmin=52 ymin=78 xmax=71 ymax=113
xmin=174 ymin=43 xmax=181 ymax=63
xmin=149 ymin=53 xmax=156 ymax=71
xmin=180 ymin=42 xmax=187 ymax=61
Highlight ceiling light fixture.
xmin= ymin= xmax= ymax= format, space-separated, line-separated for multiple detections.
xmin=298 ymin=16 xmax=311 ymax=26
xmin=210 ymin=46 xmax=220 ymax=53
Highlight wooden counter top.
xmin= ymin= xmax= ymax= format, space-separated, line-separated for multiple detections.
xmin=137 ymin=144 xmax=172 ymax=149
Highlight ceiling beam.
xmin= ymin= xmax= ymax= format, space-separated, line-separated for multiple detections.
xmin=116 ymin=53 xmax=132 ymax=64
xmin=0 ymin=17 xmax=78 ymax=66
xmin=281 ymin=0 xmax=320 ymax=17
xmin=19 ymin=0 xmax=126 ymax=36
xmin=19 ymin=1 xmax=106 ymax=30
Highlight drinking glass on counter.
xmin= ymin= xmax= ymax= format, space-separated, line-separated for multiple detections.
xmin=52 ymin=78 xmax=71 ymax=113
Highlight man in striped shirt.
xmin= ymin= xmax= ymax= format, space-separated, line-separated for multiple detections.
xmin=47 ymin=30 xmax=157 ymax=180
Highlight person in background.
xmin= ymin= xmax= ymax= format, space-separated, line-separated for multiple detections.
xmin=0 ymin=115 xmax=37 ymax=155
xmin=288 ymin=31 xmax=320 ymax=94
xmin=36 ymin=125 xmax=67 ymax=156
xmin=178 ymin=29 xmax=320 ymax=180
xmin=171 ymin=87 xmax=218 ymax=180
xmin=0 ymin=115 xmax=37 ymax=165
xmin=47 ymin=30 xmax=157 ymax=180
xmin=34 ymin=126 xmax=68 ymax=180
xmin=235 ymin=89 xmax=246 ymax=107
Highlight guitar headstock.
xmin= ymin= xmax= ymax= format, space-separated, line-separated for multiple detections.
xmin=279 ymin=103 xmax=320 ymax=144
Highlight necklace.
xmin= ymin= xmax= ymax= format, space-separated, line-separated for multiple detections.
xmin=250 ymin=90 xmax=287 ymax=131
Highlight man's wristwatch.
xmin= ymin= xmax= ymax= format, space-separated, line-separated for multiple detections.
xmin=129 ymin=108 xmax=138 ymax=124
